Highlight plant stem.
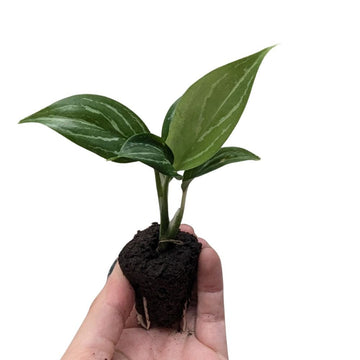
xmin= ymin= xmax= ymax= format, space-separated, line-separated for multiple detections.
xmin=155 ymin=172 xmax=192 ymax=252
xmin=155 ymin=171 xmax=171 ymax=240
xmin=166 ymin=179 xmax=191 ymax=240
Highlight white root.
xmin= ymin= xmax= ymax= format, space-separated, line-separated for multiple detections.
xmin=180 ymin=300 xmax=188 ymax=332
xmin=142 ymin=296 xmax=151 ymax=330
xmin=137 ymin=313 xmax=147 ymax=329
xmin=136 ymin=296 xmax=151 ymax=330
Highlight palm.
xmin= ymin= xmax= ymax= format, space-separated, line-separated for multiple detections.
xmin=114 ymin=302 xmax=226 ymax=360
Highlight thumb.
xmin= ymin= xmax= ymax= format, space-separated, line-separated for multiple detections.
xmin=62 ymin=261 xmax=135 ymax=360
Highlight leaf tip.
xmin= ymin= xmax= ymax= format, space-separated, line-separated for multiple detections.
xmin=18 ymin=117 xmax=29 ymax=124
xmin=266 ymin=44 xmax=278 ymax=52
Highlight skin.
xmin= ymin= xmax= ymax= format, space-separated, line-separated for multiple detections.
xmin=61 ymin=225 xmax=228 ymax=360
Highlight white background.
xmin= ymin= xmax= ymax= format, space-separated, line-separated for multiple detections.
xmin=1 ymin=0 xmax=359 ymax=359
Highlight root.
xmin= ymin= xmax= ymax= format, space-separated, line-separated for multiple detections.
xmin=158 ymin=239 xmax=184 ymax=246
xmin=143 ymin=296 xmax=151 ymax=329
xmin=137 ymin=296 xmax=151 ymax=330
xmin=180 ymin=300 xmax=188 ymax=332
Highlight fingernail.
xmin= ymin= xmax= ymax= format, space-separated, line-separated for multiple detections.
xmin=107 ymin=258 xmax=118 ymax=278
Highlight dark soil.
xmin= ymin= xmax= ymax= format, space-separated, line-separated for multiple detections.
xmin=118 ymin=223 xmax=202 ymax=329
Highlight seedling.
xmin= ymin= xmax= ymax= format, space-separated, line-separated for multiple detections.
xmin=19 ymin=46 xmax=274 ymax=328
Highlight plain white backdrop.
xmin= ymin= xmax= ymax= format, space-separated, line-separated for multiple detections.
xmin=1 ymin=0 xmax=359 ymax=358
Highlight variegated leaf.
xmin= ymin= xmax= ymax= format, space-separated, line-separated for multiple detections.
xmin=183 ymin=147 xmax=260 ymax=181
xmin=165 ymin=46 xmax=274 ymax=170
xmin=19 ymin=94 xmax=149 ymax=162
xmin=109 ymin=133 xmax=182 ymax=179
xmin=161 ymin=97 xmax=180 ymax=140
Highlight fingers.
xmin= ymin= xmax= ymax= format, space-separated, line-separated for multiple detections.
xmin=180 ymin=223 xmax=196 ymax=235
xmin=61 ymin=262 xmax=135 ymax=360
xmin=180 ymin=224 xmax=210 ymax=248
xmin=181 ymin=224 xmax=228 ymax=356
xmin=196 ymin=239 xmax=228 ymax=358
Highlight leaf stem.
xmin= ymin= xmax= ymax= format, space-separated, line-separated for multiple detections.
xmin=166 ymin=180 xmax=191 ymax=240
xmin=155 ymin=172 xmax=192 ymax=252
xmin=155 ymin=171 xmax=171 ymax=241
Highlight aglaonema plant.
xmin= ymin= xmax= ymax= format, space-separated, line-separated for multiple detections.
xmin=19 ymin=46 xmax=274 ymax=329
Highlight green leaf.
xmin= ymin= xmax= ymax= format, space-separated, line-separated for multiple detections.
xmin=161 ymin=98 xmax=180 ymax=140
xmin=183 ymin=147 xmax=260 ymax=181
xmin=109 ymin=133 xmax=182 ymax=179
xmin=19 ymin=94 xmax=149 ymax=162
xmin=165 ymin=46 xmax=274 ymax=170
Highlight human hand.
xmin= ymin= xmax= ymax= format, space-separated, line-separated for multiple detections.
xmin=61 ymin=225 xmax=228 ymax=360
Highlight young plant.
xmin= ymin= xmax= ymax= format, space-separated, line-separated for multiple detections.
xmin=19 ymin=46 xmax=274 ymax=328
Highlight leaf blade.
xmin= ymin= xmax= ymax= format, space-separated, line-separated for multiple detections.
xmin=166 ymin=46 xmax=274 ymax=170
xmin=183 ymin=147 xmax=260 ymax=181
xmin=161 ymin=97 xmax=180 ymax=140
xmin=109 ymin=133 xmax=182 ymax=179
xmin=19 ymin=94 xmax=149 ymax=161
